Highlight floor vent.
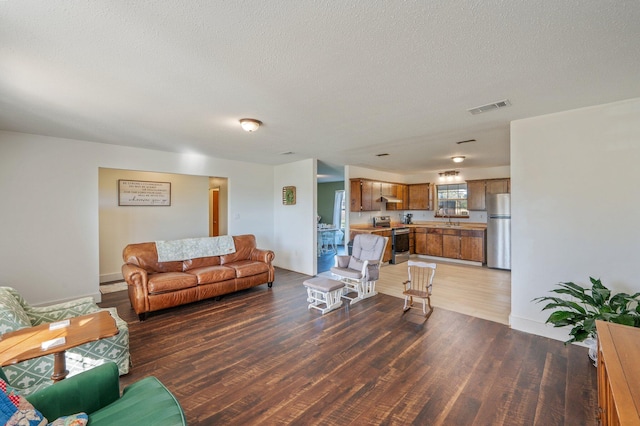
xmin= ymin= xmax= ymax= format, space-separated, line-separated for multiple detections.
xmin=468 ymin=99 xmax=511 ymax=115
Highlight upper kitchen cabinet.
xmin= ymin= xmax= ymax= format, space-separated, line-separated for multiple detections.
xmin=350 ymin=178 xmax=382 ymax=212
xmin=407 ymin=183 xmax=432 ymax=210
xmin=350 ymin=179 xmax=362 ymax=212
xmin=467 ymin=180 xmax=486 ymax=211
xmin=467 ymin=178 xmax=510 ymax=211
xmin=386 ymin=183 xmax=408 ymax=211
xmin=361 ymin=180 xmax=382 ymax=211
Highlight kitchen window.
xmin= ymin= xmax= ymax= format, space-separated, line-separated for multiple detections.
xmin=436 ymin=183 xmax=469 ymax=217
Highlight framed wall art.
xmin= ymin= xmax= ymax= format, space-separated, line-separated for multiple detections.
xmin=282 ymin=186 xmax=296 ymax=205
xmin=118 ymin=179 xmax=171 ymax=206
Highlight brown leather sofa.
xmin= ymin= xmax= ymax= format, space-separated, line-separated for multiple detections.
xmin=121 ymin=234 xmax=275 ymax=320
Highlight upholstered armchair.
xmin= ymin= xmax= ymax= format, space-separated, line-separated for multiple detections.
xmin=330 ymin=233 xmax=388 ymax=304
xmin=0 ymin=286 xmax=130 ymax=395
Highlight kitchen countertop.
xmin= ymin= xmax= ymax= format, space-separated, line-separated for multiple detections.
xmin=350 ymin=221 xmax=487 ymax=232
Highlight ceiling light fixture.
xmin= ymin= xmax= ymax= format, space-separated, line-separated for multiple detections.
xmin=452 ymin=156 xmax=465 ymax=163
xmin=239 ymin=118 xmax=262 ymax=132
xmin=439 ymin=170 xmax=461 ymax=182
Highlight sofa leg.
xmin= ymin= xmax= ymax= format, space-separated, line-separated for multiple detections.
xmin=138 ymin=313 xmax=147 ymax=321
xmin=268 ymin=282 xmax=273 ymax=288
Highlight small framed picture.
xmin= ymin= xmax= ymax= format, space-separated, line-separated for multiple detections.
xmin=282 ymin=186 xmax=296 ymax=205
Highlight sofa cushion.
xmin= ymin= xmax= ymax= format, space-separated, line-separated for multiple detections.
xmin=147 ymin=273 xmax=197 ymax=294
xmin=225 ymin=260 xmax=270 ymax=278
xmin=0 ymin=287 xmax=32 ymax=334
xmin=220 ymin=234 xmax=256 ymax=265
xmin=187 ymin=265 xmax=236 ymax=284
xmin=122 ymin=243 xmax=183 ymax=273
xmin=182 ymin=256 xmax=221 ymax=271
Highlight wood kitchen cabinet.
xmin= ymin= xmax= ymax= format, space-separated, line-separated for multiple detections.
xmin=426 ymin=228 xmax=443 ymax=257
xmin=460 ymin=230 xmax=485 ymax=262
xmin=414 ymin=228 xmax=427 ymax=254
xmin=486 ymin=178 xmax=510 ymax=195
xmin=372 ymin=230 xmax=393 ymax=263
xmin=467 ymin=178 xmax=510 ymax=211
xmin=386 ymin=184 xmax=408 ymax=211
xmin=409 ymin=228 xmax=415 ymax=254
xmin=350 ymin=179 xmax=382 ymax=212
xmin=442 ymin=229 xmax=461 ymax=259
xmin=408 ymin=183 xmax=431 ymax=210
xmin=596 ymin=321 xmax=640 ymax=425
xmin=362 ymin=180 xmax=382 ymax=211
xmin=350 ymin=179 xmax=362 ymax=212
xmin=467 ymin=180 xmax=486 ymax=211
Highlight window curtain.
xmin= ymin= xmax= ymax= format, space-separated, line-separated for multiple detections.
xmin=333 ymin=190 xmax=345 ymax=245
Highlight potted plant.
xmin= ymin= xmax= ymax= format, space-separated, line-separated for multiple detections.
xmin=534 ymin=277 xmax=640 ymax=363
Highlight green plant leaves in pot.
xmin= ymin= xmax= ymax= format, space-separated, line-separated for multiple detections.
xmin=533 ymin=277 xmax=640 ymax=343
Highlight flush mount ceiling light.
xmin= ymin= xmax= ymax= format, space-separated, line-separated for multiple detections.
xmin=438 ymin=170 xmax=461 ymax=182
xmin=239 ymin=118 xmax=262 ymax=132
xmin=452 ymin=156 xmax=465 ymax=163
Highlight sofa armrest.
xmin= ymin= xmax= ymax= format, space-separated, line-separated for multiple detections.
xmin=250 ymin=248 xmax=275 ymax=264
xmin=122 ymin=263 xmax=148 ymax=287
xmin=26 ymin=362 xmax=120 ymax=421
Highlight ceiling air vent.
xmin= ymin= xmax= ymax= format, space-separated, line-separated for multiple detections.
xmin=468 ymin=99 xmax=511 ymax=115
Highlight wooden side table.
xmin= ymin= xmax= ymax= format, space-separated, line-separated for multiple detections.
xmin=0 ymin=311 xmax=119 ymax=382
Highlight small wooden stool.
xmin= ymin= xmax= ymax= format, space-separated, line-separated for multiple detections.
xmin=304 ymin=276 xmax=345 ymax=314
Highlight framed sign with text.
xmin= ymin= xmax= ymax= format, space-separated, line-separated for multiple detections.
xmin=118 ymin=180 xmax=171 ymax=206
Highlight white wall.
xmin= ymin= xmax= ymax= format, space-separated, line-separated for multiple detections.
xmin=273 ymin=159 xmax=317 ymax=276
xmin=0 ymin=131 xmax=275 ymax=305
xmin=98 ymin=169 xmax=210 ymax=282
xmin=510 ymin=97 xmax=640 ymax=340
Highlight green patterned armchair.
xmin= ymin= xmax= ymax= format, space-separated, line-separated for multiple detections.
xmin=0 ymin=286 xmax=130 ymax=395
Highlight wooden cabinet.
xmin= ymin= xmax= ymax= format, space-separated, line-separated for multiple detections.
xmin=414 ymin=228 xmax=427 ymax=254
xmin=373 ymin=230 xmax=393 ymax=263
xmin=460 ymin=230 xmax=485 ymax=262
xmin=486 ymin=178 xmax=510 ymax=195
xmin=409 ymin=228 xmax=415 ymax=254
xmin=413 ymin=226 xmax=486 ymax=263
xmin=467 ymin=178 xmax=510 ymax=211
xmin=386 ymin=184 xmax=408 ymax=211
xmin=362 ymin=180 xmax=382 ymax=211
xmin=467 ymin=180 xmax=486 ymax=211
xmin=350 ymin=179 xmax=362 ymax=212
xmin=408 ymin=183 xmax=431 ymax=210
xmin=442 ymin=229 xmax=461 ymax=259
xmin=596 ymin=321 xmax=640 ymax=426
xmin=426 ymin=228 xmax=443 ymax=257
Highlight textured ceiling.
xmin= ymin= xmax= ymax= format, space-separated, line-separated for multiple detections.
xmin=1 ymin=1 xmax=639 ymax=180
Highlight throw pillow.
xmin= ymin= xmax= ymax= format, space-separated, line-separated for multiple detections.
xmin=0 ymin=378 xmax=47 ymax=426
xmin=48 ymin=412 xmax=88 ymax=426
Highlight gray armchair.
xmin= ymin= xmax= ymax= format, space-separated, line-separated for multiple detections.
xmin=330 ymin=233 xmax=388 ymax=304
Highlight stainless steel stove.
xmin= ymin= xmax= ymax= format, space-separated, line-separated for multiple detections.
xmin=391 ymin=227 xmax=410 ymax=264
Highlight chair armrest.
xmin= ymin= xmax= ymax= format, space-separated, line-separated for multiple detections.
xmin=335 ymin=255 xmax=351 ymax=268
xmin=26 ymin=362 xmax=120 ymax=420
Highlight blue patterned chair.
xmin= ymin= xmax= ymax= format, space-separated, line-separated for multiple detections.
xmin=0 ymin=286 xmax=130 ymax=395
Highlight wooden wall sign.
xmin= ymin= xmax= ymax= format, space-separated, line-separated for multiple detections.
xmin=282 ymin=186 xmax=296 ymax=205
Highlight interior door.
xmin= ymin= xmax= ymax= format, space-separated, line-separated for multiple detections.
xmin=210 ymin=188 xmax=219 ymax=236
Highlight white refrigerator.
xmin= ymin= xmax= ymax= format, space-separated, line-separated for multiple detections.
xmin=486 ymin=193 xmax=511 ymax=270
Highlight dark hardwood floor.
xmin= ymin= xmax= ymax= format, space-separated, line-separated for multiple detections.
xmin=100 ymin=268 xmax=598 ymax=425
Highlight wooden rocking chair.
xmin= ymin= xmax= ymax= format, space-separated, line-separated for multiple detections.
xmin=402 ymin=261 xmax=436 ymax=320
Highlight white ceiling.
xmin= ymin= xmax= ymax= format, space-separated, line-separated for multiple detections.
xmin=2 ymin=1 xmax=639 ymax=181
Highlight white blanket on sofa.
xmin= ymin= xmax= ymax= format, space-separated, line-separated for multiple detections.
xmin=155 ymin=236 xmax=236 ymax=262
